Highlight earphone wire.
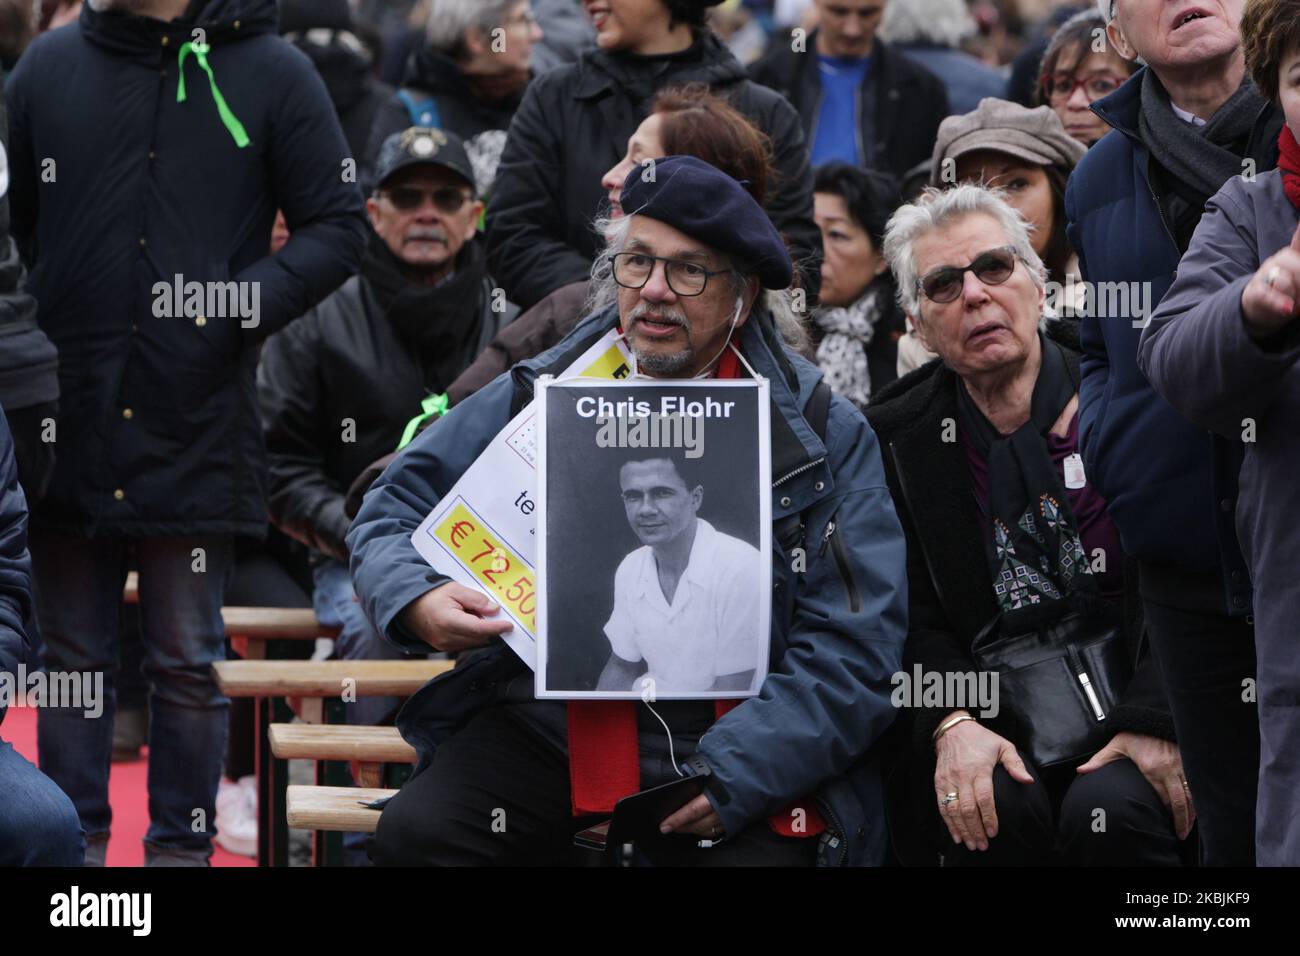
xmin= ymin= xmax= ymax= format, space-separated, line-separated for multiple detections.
xmin=642 ymin=698 xmax=684 ymax=777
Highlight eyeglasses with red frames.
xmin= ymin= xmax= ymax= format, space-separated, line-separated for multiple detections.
xmin=1041 ymin=72 xmax=1126 ymax=104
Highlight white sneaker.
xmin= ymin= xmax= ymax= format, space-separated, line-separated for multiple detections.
xmin=215 ymin=775 xmax=257 ymax=858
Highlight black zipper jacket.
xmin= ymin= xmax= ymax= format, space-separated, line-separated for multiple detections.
xmin=485 ymin=31 xmax=822 ymax=310
xmin=865 ymin=321 xmax=1174 ymax=751
xmin=749 ymin=30 xmax=948 ymax=179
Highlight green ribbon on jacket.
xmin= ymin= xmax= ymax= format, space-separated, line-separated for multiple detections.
xmin=397 ymin=392 xmax=450 ymax=451
xmin=177 ymin=41 xmax=251 ymax=148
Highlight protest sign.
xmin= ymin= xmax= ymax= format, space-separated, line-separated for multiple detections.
xmin=410 ymin=328 xmax=634 ymax=669
xmin=535 ymin=377 xmax=772 ymax=699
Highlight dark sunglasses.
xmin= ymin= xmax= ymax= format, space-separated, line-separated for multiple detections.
xmin=917 ymin=246 xmax=1021 ymax=303
xmin=381 ymin=185 xmax=471 ymax=214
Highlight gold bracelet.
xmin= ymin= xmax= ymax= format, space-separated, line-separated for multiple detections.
xmin=932 ymin=713 xmax=976 ymax=746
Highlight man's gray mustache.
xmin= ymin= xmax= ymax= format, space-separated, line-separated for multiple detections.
xmin=404 ymin=229 xmax=448 ymax=243
xmin=628 ymin=303 xmax=690 ymax=330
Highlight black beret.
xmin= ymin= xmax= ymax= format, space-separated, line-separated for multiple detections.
xmin=620 ymin=155 xmax=793 ymax=290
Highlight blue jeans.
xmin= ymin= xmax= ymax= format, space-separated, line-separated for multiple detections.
xmin=32 ymin=534 xmax=232 ymax=860
xmin=312 ymin=558 xmax=412 ymax=727
xmin=0 ymin=736 xmax=84 ymax=865
xmin=313 ymin=558 xmax=426 ymax=865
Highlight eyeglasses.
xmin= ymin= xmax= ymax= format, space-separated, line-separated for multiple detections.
xmin=917 ymin=246 xmax=1021 ymax=303
xmin=503 ymin=9 xmax=537 ymax=29
xmin=612 ymin=252 xmax=729 ymax=297
xmin=1042 ymin=72 xmax=1126 ymax=104
xmin=380 ymin=185 xmax=471 ymax=214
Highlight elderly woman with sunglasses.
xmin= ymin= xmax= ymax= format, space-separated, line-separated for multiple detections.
xmin=865 ymin=185 xmax=1188 ymax=867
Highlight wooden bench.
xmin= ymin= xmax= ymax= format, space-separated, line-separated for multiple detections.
xmin=222 ymin=606 xmax=340 ymax=660
xmin=215 ymin=659 xmax=451 ymax=721
xmin=214 ymin=658 xmax=451 ymax=866
xmin=286 ymin=785 xmax=395 ymax=834
xmin=269 ymin=723 xmax=416 ymax=788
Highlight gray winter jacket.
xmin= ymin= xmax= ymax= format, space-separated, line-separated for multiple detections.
xmin=1138 ymin=168 xmax=1300 ymax=865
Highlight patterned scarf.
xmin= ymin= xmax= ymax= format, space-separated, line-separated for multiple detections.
xmin=813 ymin=284 xmax=885 ymax=409
xmin=956 ymin=335 xmax=1096 ymax=633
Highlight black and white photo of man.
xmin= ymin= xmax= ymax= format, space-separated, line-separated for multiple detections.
xmin=598 ymin=450 xmax=762 ymax=695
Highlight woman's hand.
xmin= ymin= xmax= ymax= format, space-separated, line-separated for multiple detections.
xmin=934 ymin=712 xmax=1035 ymax=851
xmin=1077 ymin=732 xmax=1195 ymax=839
xmin=1241 ymin=221 xmax=1300 ymax=339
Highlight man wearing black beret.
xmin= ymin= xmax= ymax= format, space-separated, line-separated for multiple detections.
xmin=348 ymin=155 xmax=908 ymax=866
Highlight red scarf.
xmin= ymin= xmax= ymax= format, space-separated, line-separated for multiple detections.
xmin=566 ymin=346 xmax=825 ymax=838
xmin=1280 ymin=124 xmax=1300 ymax=210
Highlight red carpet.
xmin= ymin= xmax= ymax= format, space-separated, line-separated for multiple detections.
xmin=4 ymin=705 xmax=255 ymax=867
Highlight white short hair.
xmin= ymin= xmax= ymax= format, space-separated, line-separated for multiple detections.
xmin=882 ymin=185 xmax=1046 ymax=322
xmin=880 ymin=0 xmax=977 ymax=48
xmin=425 ymin=0 xmax=519 ymax=55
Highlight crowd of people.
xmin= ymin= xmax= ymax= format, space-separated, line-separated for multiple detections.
xmin=0 ymin=0 xmax=1295 ymax=870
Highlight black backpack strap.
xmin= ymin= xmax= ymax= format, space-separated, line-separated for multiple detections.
xmin=804 ymin=379 xmax=832 ymax=444
xmin=774 ymin=379 xmax=833 ymax=553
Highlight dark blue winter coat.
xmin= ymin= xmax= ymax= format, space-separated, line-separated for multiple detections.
xmin=5 ymin=0 xmax=367 ymax=537
xmin=1064 ymin=68 xmax=1272 ymax=613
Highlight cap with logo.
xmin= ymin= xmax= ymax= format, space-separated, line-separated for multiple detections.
xmin=373 ymin=127 xmax=477 ymax=195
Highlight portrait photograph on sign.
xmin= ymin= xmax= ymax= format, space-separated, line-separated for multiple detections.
xmin=535 ymin=378 xmax=771 ymax=700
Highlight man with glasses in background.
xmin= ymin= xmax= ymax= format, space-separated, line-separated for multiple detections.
xmin=258 ymin=128 xmax=519 ymax=806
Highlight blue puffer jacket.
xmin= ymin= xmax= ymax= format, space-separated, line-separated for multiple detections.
xmin=1064 ymin=68 xmax=1270 ymax=613
xmin=0 ymin=411 xmax=33 ymax=728
xmin=347 ymin=304 xmax=909 ymax=866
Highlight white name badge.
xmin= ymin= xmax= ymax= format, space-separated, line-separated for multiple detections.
xmin=1063 ymin=452 xmax=1087 ymax=490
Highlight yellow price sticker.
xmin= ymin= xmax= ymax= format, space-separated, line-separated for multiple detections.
xmin=577 ymin=344 xmax=631 ymax=380
xmin=433 ymin=502 xmax=537 ymax=631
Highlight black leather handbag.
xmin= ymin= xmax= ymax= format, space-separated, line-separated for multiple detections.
xmin=971 ymin=611 xmax=1133 ymax=769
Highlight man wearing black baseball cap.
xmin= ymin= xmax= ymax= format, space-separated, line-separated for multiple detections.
xmin=259 ymin=127 xmax=519 ymax=829
xmin=348 ymin=154 xmax=908 ymax=867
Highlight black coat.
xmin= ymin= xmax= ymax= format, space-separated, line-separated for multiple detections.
xmin=0 ymin=410 xmax=31 ymax=727
xmin=257 ymin=238 xmax=518 ymax=562
xmin=0 ymin=91 xmax=56 ymax=415
xmin=362 ymin=47 xmax=523 ymax=195
xmin=749 ymin=32 xmax=948 ymax=180
xmin=865 ymin=323 xmax=1174 ymax=860
xmin=287 ymin=33 xmax=393 ymax=162
xmin=5 ymin=0 xmax=368 ymax=537
xmin=484 ymin=31 xmax=822 ymax=310
xmin=865 ymin=322 xmax=1173 ymax=739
